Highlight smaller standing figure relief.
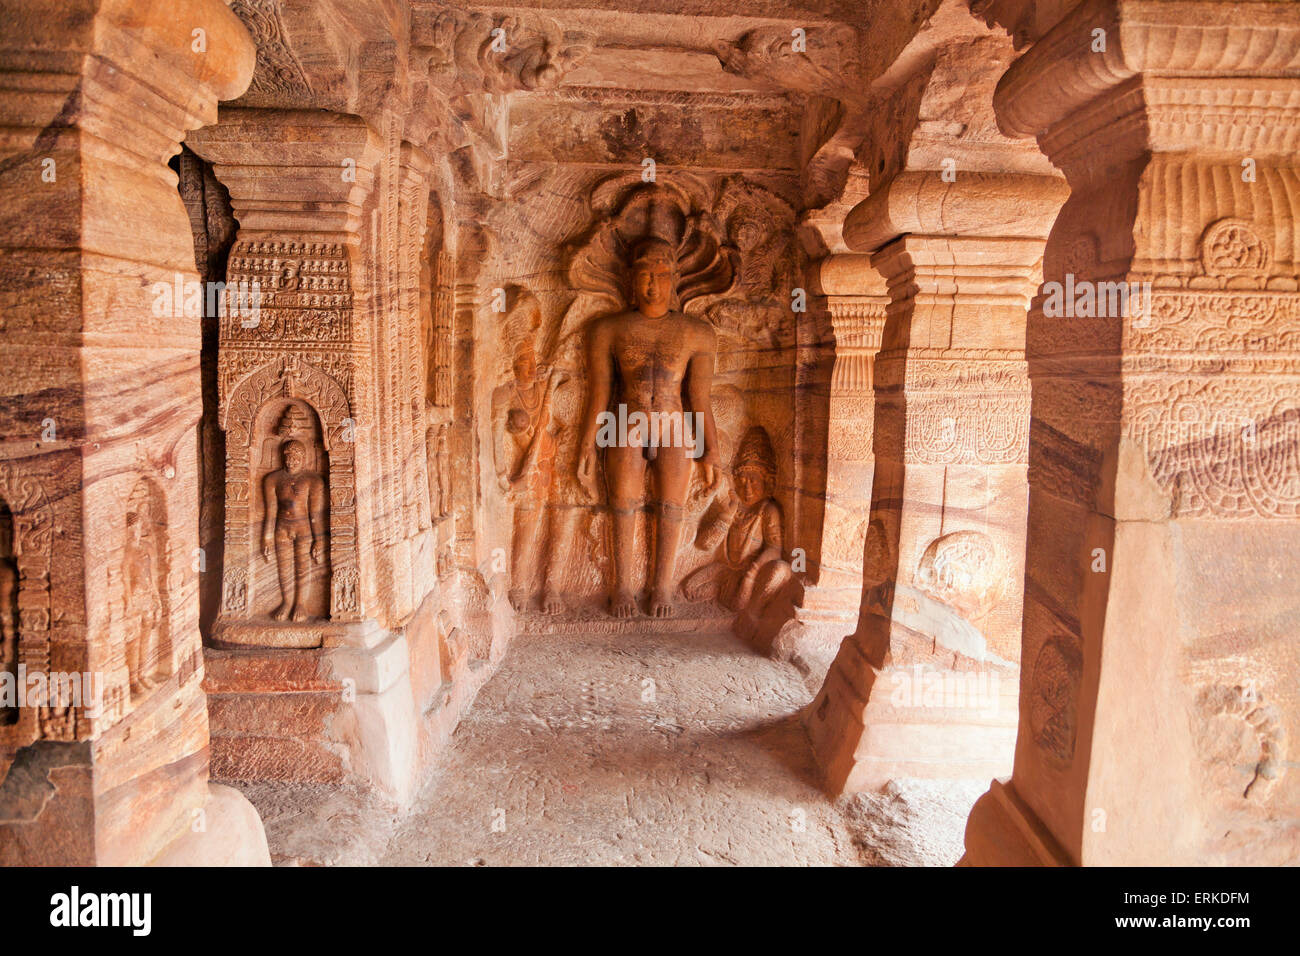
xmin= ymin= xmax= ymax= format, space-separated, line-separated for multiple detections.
xmin=425 ymin=421 xmax=453 ymax=523
xmin=122 ymin=486 xmax=164 ymax=698
xmin=682 ymin=426 xmax=791 ymax=619
xmin=437 ymin=423 xmax=451 ymax=518
xmin=492 ymin=291 xmax=567 ymax=614
xmin=262 ymin=438 xmax=327 ymax=622
xmin=0 ymin=510 xmax=17 ymax=724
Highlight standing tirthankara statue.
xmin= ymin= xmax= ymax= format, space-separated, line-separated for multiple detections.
xmin=122 ymin=487 xmax=163 ymax=698
xmin=492 ymin=291 xmax=565 ymax=612
xmin=261 ymin=438 xmax=327 ymax=622
xmin=577 ymin=238 xmax=721 ymax=618
xmin=682 ymin=426 xmax=792 ymax=620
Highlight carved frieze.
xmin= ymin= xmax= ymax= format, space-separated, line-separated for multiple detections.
xmin=0 ymin=462 xmax=63 ymax=742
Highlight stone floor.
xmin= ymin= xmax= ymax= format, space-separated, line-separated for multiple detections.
xmin=238 ymin=627 xmax=982 ymax=866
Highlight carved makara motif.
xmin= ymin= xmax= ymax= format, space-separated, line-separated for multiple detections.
xmin=417 ymin=8 xmax=593 ymax=95
xmin=714 ymin=24 xmax=865 ymax=102
xmin=477 ymin=16 xmax=594 ymax=93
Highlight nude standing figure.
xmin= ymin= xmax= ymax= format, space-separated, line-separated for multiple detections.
xmin=576 ymin=238 xmax=721 ymax=618
xmin=262 ymin=438 xmax=326 ymax=622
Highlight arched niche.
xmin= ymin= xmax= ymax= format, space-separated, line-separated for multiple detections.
xmin=219 ymin=356 xmax=360 ymax=635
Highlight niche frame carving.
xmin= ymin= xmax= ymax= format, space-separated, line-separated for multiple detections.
xmin=217 ymin=355 xmax=360 ymax=643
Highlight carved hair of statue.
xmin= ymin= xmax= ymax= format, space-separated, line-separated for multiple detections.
xmin=629 ymin=236 xmax=676 ymax=271
xmin=281 ymin=438 xmax=306 ymax=467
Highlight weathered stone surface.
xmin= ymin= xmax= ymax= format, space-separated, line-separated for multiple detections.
xmin=0 ymin=0 xmax=268 ymax=865
xmin=0 ymin=0 xmax=1294 ymax=869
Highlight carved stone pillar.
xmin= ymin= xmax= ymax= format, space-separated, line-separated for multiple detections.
xmin=187 ymin=109 xmax=382 ymax=648
xmin=778 ymin=256 xmax=888 ymax=674
xmin=186 ymin=109 xmax=435 ymax=803
xmin=964 ymin=0 xmax=1300 ymax=866
xmin=0 ymin=0 xmax=267 ymax=864
xmin=807 ymin=171 xmax=1068 ymax=794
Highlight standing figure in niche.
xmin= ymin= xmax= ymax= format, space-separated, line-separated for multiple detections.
xmin=262 ymin=438 xmax=327 ymax=622
xmin=0 ymin=514 xmax=18 ymax=724
xmin=493 ymin=291 xmax=565 ymax=612
xmin=437 ymin=424 xmax=451 ymax=518
xmin=682 ymin=426 xmax=791 ymax=618
xmin=577 ymin=238 xmax=721 ymax=618
xmin=123 ymin=489 xmax=164 ymax=697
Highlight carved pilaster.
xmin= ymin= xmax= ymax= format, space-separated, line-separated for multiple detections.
xmin=783 ymin=257 xmax=888 ymax=669
xmin=807 ymin=170 xmax=1067 ymax=795
xmin=188 ymin=109 xmax=382 ymax=645
xmin=964 ymin=0 xmax=1300 ymax=866
xmin=0 ymin=0 xmax=263 ymax=865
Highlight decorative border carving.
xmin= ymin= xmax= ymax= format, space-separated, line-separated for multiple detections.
xmin=220 ymin=356 xmax=359 ymax=622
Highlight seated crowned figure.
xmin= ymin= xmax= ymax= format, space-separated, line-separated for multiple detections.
xmin=681 ymin=425 xmax=791 ymax=620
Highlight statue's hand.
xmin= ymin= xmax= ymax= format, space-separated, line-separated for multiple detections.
xmin=700 ymin=460 xmax=720 ymax=493
xmin=497 ymin=473 xmax=511 ymax=494
xmin=311 ymin=541 xmax=323 ymax=565
xmin=576 ymin=449 xmax=598 ymax=500
xmin=262 ymin=537 xmax=273 ymax=561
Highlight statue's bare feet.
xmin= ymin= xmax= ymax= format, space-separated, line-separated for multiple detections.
xmin=610 ymin=592 xmax=638 ymax=618
xmin=541 ymin=593 xmax=564 ymax=616
xmin=649 ymin=589 xmax=673 ymax=618
xmin=290 ymin=604 xmax=310 ymax=622
xmin=271 ymin=602 xmax=291 ymax=622
xmin=508 ymin=589 xmax=527 ymax=613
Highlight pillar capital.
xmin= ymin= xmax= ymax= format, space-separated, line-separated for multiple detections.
xmin=186 ymin=108 xmax=383 ymax=237
xmin=995 ymin=0 xmax=1300 ymax=177
xmin=844 ymin=171 xmax=1069 ymax=253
